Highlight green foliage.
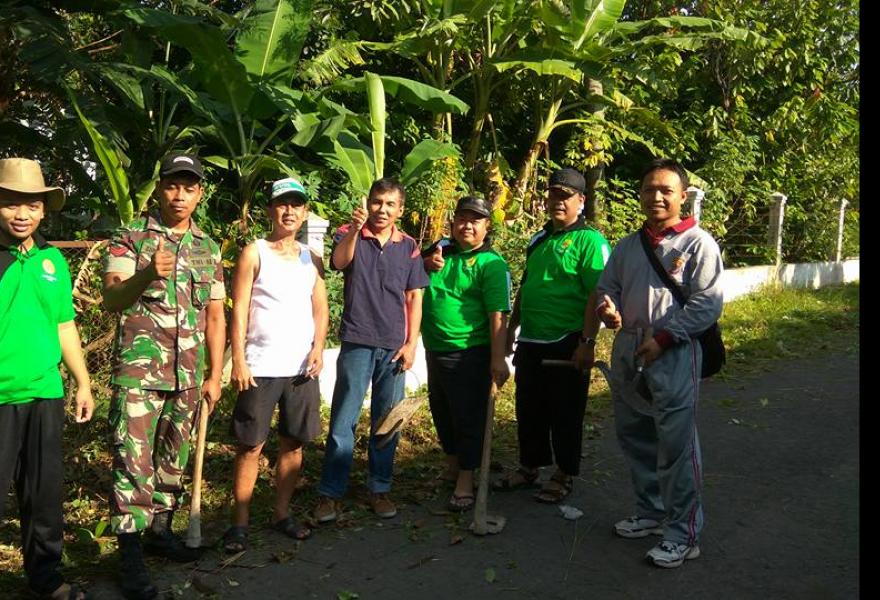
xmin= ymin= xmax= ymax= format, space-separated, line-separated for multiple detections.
xmin=0 ymin=0 xmax=858 ymax=262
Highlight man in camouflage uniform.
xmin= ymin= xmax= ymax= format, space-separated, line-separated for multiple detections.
xmin=103 ymin=153 xmax=226 ymax=600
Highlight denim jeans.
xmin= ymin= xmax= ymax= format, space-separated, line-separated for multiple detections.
xmin=318 ymin=343 xmax=405 ymax=498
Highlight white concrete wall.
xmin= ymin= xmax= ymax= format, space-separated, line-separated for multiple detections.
xmin=721 ymin=259 xmax=860 ymax=302
xmin=313 ymin=258 xmax=859 ymax=405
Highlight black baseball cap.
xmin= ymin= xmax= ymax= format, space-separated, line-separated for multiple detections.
xmin=454 ymin=195 xmax=491 ymax=218
xmin=159 ymin=153 xmax=204 ymax=180
xmin=548 ymin=168 xmax=586 ymax=194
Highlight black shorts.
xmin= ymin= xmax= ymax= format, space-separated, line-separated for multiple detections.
xmin=231 ymin=376 xmax=321 ymax=447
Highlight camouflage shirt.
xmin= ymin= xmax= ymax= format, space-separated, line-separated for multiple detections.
xmin=105 ymin=213 xmax=225 ymax=391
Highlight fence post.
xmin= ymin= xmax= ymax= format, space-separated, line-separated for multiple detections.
xmin=686 ymin=186 xmax=705 ymax=223
xmin=298 ymin=212 xmax=330 ymax=256
xmin=767 ymin=192 xmax=787 ymax=270
xmin=835 ymin=199 xmax=849 ymax=262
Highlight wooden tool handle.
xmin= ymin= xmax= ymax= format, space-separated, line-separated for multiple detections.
xmin=186 ymin=397 xmax=210 ymax=549
xmin=473 ymin=382 xmax=498 ymax=536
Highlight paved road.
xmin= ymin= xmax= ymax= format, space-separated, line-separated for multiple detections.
xmin=87 ymin=348 xmax=859 ymax=599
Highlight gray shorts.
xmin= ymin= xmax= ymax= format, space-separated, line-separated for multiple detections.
xmin=231 ymin=376 xmax=321 ymax=446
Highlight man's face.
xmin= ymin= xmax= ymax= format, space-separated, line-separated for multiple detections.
xmin=546 ymin=186 xmax=584 ymax=227
xmin=0 ymin=191 xmax=45 ymax=243
xmin=452 ymin=210 xmax=489 ymax=249
xmin=268 ymin=195 xmax=308 ymax=235
xmin=639 ymin=168 xmax=686 ymax=227
xmin=158 ymin=175 xmax=202 ymax=225
xmin=367 ymin=189 xmax=403 ymax=232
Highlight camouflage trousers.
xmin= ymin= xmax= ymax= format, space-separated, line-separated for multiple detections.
xmin=109 ymin=386 xmax=201 ymax=534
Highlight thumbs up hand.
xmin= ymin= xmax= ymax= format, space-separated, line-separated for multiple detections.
xmin=597 ymin=294 xmax=622 ymax=329
xmin=148 ymin=237 xmax=175 ymax=280
xmin=424 ymin=244 xmax=445 ymax=272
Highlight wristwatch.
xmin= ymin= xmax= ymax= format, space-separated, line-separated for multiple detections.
xmin=580 ymin=336 xmax=596 ymax=347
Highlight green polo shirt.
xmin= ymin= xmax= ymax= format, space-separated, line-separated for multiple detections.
xmin=519 ymin=218 xmax=610 ymax=342
xmin=422 ymin=239 xmax=511 ymax=352
xmin=0 ymin=235 xmax=75 ymax=405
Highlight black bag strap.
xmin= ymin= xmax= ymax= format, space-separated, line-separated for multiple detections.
xmin=638 ymin=228 xmax=687 ymax=308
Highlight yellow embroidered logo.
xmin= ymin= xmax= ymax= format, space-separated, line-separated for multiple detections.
xmin=467 ymin=257 xmax=477 ymax=267
xmin=42 ymin=259 xmax=55 ymax=275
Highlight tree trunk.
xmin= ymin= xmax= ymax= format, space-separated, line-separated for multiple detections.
xmin=583 ymin=79 xmax=606 ymax=223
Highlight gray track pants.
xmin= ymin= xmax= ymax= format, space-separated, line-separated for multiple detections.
xmin=610 ymin=329 xmax=704 ymax=545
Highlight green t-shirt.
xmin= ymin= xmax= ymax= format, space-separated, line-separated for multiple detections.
xmin=422 ymin=239 xmax=511 ymax=352
xmin=0 ymin=237 xmax=75 ymax=404
xmin=519 ymin=219 xmax=610 ymax=342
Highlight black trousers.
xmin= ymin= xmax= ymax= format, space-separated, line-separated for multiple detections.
xmin=0 ymin=399 xmax=65 ymax=594
xmin=513 ymin=332 xmax=590 ymax=476
xmin=426 ymin=346 xmax=492 ymax=471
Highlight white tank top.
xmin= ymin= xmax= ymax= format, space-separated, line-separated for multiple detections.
xmin=245 ymin=239 xmax=317 ymax=377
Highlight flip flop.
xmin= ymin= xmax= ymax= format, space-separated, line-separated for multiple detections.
xmin=447 ymin=492 xmax=475 ymax=513
xmin=272 ymin=516 xmax=312 ymax=541
xmin=222 ymin=526 xmax=249 ymax=554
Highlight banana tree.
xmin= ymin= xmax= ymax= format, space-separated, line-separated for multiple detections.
xmin=322 ymin=72 xmax=467 ymax=198
xmin=120 ymin=1 xmax=328 ymax=228
xmin=493 ymin=0 xmax=758 ymax=211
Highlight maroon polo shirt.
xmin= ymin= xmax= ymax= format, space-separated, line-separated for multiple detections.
xmin=332 ymin=224 xmax=430 ymax=350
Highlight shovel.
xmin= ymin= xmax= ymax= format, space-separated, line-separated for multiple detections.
xmin=373 ymin=367 xmax=424 ymax=449
xmin=373 ymin=394 xmax=424 ymax=449
xmin=471 ymin=382 xmax=506 ymax=535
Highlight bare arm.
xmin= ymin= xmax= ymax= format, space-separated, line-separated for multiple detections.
xmin=58 ymin=320 xmax=94 ymax=423
xmin=230 ymin=244 xmax=258 ymax=391
xmin=489 ymin=311 xmax=510 ymax=387
xmin=306 ymin=252 xmax=329 ymax=378
xmin=201 ymin=298 xmax=226 ymax=411
xmin=392 ymin=288 xmax=423 ymax=370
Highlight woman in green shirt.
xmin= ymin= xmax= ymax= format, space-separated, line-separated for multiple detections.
xmin=421 ymin=196 xmax=511 ymax=511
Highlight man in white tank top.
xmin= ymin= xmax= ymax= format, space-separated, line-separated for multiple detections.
xmin=223 ymin=178 xmax=329 ymax=553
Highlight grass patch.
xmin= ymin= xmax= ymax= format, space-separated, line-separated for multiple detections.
xmin=719 ymin=282 xmax=859 ymax=377
xmin=0 ymin=283 xmax=859 ymax=591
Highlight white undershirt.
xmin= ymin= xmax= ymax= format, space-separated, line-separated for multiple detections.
xmin=245 ymin=239 xmax=317 ymax=377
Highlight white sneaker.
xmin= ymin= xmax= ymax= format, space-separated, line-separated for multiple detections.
xmin=613 ymin=516 xmax=664 ymax=539
xmin=645 ymin=540 xmax=701 ymax=568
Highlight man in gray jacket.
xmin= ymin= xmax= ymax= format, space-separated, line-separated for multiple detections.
xmin=596 ymin=158 xmax=723 ymax=569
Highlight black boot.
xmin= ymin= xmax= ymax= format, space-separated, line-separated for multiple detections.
xmin=143 ymin=510 xmax=203 ymax=562
xmin=117 ymin=532 xmax=158 ymax=600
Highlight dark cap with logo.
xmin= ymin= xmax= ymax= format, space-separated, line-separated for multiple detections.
xmin=548 ymin=167 xmax=586 ymax=194
xmin=454 ymin=195 xmax=491 ymax=218
xmin=159 ymin=153 xmax=204 ymax=180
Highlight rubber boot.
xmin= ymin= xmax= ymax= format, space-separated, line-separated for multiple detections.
xmin=143 ymin=510 xmax=203 ymax=562
xmin=117 ymin=532 xmax=158 ymax=600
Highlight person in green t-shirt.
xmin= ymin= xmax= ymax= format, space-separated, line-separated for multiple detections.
xmin=496 ymin=168 xmax=610 ymax=505
xmin=422 ymin=196 xmax=511 ymax=511
xmin=0 ymin=158 xmax=94 ymax=600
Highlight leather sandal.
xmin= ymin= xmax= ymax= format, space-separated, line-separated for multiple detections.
xmin=492 ymin=467 xmax=539 ymax=491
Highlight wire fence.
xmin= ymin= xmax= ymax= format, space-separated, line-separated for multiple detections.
xmin=51 ymin=240 xmax=116 ymax=402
